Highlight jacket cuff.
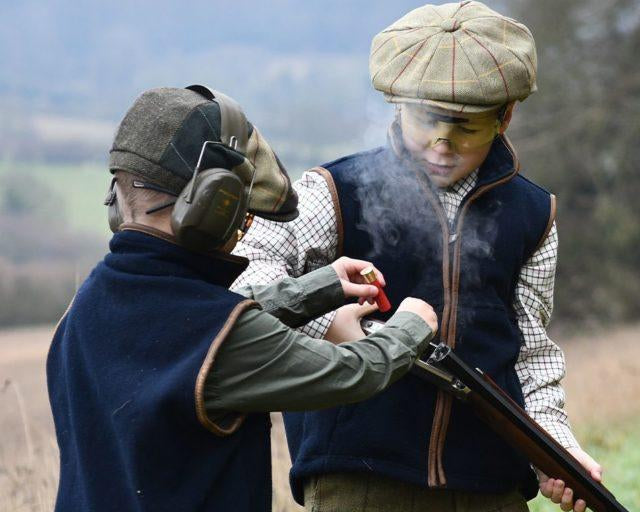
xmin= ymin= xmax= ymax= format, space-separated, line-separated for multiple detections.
xmin=384 ymin=311 xmax=435 ymax=352
xmin=297 ymin=265 xmax=344 ymax=316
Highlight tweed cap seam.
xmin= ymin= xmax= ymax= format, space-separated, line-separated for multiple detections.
xmin=462 ymin=28 xmax=511 ymax=102
xmin=390 ymin=38 xmax=430 ymax=97
xmin=195 ymin=105 xmax=218 ymax=137
xmin=416 ymin=32 xmax=446 ymax=100
xmin=371 ymin=36 xmax=424 ymax=86
xmin=453 ymin=31 xmax=487 ymax=104
xmin=429 ymin=4 xmax=445 ymax=20
xmin=463 ymin=25 xmax=535 ymax=92
xmin=471 ymin=17 xmax=537 ymax=88
xmin=451 ymin=1 xmax=468 ymax=18
xmin=167 ymin=142 xmax=197 ymax=177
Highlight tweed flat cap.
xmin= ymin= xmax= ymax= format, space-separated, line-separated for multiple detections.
xmin=370 ymin=1 xmax=537 ymax=112
xmin=109 ymin=87 xmax=298 ymax=222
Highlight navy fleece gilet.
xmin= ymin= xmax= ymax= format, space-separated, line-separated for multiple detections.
xmin=47 ymin=229 xmax=271 ymax=512
xmin=285 ymin=137 xmax=551 ymax=502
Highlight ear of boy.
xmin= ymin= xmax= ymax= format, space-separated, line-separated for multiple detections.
xmin=498 ymin=102 xmax=516 ymax=134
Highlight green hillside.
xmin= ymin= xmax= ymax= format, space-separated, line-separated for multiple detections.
xmin=0 ymin=161 xmax=110 ymax=238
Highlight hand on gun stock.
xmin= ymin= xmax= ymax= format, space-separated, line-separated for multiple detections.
xmin=325 ymin=302 xmax=379 ymax=344
xmin=325 ymin=296 xmax=438 ymax=345
xmin=538 ymin=447 xmax=603 ymax=512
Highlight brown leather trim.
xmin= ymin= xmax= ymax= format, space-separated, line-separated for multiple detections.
xmin=447 ymin=135 xmax=521 ymax=349
xmin=195 ymin=299 xmax=261 ymax=436
xmin=310 ymin=167 xmax=344 ymax=257
xmin=47 ymin=295 xmax=77 ymax=362
xmin=435 ymin=394 xmax=453 ymax=484
xmin=120 ymin=222 xmax=179 ymax=245
xmin=120 ymin=222 xmax=249 ymax=266
xmin=411 ymin=169 xmax=452 ymax=488
xmin=533 ymin=194 xmax=556 ymax=254
xmin=411 ymin=173 xmax=452 ymax=345
xmin=501 ymin=134 xmax=521 ymax=172
xmin=427 ymin=390 xmax=446 ymax=486
xmin=423 ymin=134 xmax=522 ymax=487
xmin=428 ymin=137 xmax=521 ymax=484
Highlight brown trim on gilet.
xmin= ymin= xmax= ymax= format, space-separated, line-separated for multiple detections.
xmin=47 ymin=295 xmax=77 ymax=370
xmin=119 ymin=223 xmax=258 ymax=435
xmin=195 ymin=299 xmax=261 ymax=436
xmin=533 ymin=194 xmax=556 ymax=254
xmin=120 ymin=222 xmax=250 ymax=266
xmin=310 ymin=167 xmax=345 ymax=258
xmin=414 ymin=135 xmax=522 ymax=487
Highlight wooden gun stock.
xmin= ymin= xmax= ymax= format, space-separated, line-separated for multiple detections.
xmin=410 ymin=344 xmax=629 ymax=512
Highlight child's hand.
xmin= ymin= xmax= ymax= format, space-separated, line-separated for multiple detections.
xmin=330 ymin=257 xmax=385 ymax=302
xmin=537 ymin=447 xmax=603 ymax=512
xmin=397 ymin=298 xmax=438 ymax=334
xmin=324 ymin=303 xmax=378 ymax=344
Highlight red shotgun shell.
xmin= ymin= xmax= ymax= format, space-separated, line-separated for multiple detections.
xmin=360 ymin=266 xmax=392 ymax=313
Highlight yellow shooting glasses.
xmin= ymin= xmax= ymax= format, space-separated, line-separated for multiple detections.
xmin=401 ymin=104 xmax=503 ymax=154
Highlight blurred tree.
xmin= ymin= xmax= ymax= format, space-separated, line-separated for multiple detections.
xmin=0 ymin=172 xmax=104 ymax=327
xmin=509 ymin=0 xmax=640 ymax=324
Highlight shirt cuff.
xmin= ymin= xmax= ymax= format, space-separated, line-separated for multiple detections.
xmin=384 ymin=311 xmax=434 ymax=352
xmin=296 ymin=265 xmax=344 ymax=317
xmin=536 ymin=417 xmax=580 ymax=450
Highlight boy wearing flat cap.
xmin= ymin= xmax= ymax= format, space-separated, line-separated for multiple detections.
xmin=46 ymin=86 xmax=439 ymax=512
xmin=234 ymin=2 xmax=601 ymax=511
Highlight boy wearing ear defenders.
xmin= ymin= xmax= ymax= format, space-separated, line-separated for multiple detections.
xmin=234 ymin=2 xmax=601 ymax=511
xmin=46 ymin=86 xmax=439 ymax=512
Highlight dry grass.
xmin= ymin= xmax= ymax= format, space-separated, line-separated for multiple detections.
xmin=1 ymin=323 xmax=639 ymax=511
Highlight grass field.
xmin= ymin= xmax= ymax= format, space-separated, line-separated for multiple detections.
xmin=529 ymin=420 xmax=640 ymax=511
xmin=0 ymin=161 xmax=110 ymax=238
xmin=1 ymin=324 xmax=638 ymax=512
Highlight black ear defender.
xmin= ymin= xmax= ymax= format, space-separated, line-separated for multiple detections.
xmin=170 ymin=140 xmax=249 ymax=252
xmin=169 ymin=85 xmax=253 ymax=252
xmin=105 ymin=85 xmax=254 ymax=252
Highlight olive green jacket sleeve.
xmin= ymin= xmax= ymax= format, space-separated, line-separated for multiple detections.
xmin=203 ymin=266 xmax=434 ymax=413
xmin=232 ymin=265 xmax=345 ymax=328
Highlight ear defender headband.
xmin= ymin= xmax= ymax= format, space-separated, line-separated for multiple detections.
xmin=105 ymin=85 xmax=255 ymax=253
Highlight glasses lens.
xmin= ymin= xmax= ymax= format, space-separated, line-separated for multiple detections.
xmin=402 ymin=105 xmax=500 ymax=153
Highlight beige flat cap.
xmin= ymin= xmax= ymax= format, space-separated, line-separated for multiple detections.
xmin=370 ymin=1 xmax=537 ymax=112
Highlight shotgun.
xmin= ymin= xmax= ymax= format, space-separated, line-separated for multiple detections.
xmin=412 ymin=343 xmax=630 ymax=512
xmin=359 ymin=319 xmax=630 ymax=512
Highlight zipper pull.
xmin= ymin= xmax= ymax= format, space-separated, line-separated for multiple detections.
xmin=449 ymin=232 xmax=458 ymax=244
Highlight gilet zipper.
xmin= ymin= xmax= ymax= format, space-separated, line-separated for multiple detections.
xmin=413 ymin=136 xmax=520 ymax=487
